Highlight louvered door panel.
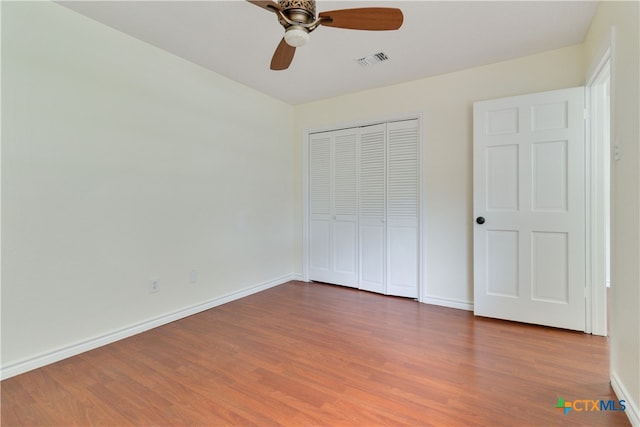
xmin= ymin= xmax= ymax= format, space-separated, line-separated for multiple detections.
xmin=332 ymin=131 xmax=358 ymax=286
xmin=359 ymin=124 xmax=386 ymax=293
xmin=309 ymin=134 xmax=332 ymax=281
xmin=388 ymin=124 xmax=419 ymax=219
xmin=334 ymin=134 xmax=357 ymax=216
xmin=386 ymin=119 xmax=419 ymax=298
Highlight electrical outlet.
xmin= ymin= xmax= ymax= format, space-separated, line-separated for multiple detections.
xmin=190 ymin=270 xmax=198 ymax=284
xmin=150 ymin=278 xmax=160 ymax=294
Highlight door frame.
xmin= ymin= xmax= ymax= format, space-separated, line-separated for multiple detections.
xmin=585 ymin=32 xmax=615 ymax=336
xmin=301 ymin=113 xmax=424 ymax=299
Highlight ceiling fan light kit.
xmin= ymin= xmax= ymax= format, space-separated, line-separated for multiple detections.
xmin=284 ymin=26 xmax=310 ymax=47
xmin=248 ymin=0 xmax=404 ymax=70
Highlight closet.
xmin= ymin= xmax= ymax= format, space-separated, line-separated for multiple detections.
xmin=308 ymin=119 xmax=420 ymax=298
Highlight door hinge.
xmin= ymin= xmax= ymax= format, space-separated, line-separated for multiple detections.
xmin=584 ymin=108 xmax=590 ymax=120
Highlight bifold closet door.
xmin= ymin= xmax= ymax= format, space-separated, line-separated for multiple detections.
xmin=386 ymin=119 xmax=419 ymax=298
xmin=309 ymin=120 xmax=419 ymax=297
xmin=359 ymin=123 xmax=386 ymax=293
xmin=309 ymin=129 xmax=358 ymax=287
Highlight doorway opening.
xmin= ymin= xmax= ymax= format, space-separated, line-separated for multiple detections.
xmin=587 ymin=53 xmax=611 ymax=336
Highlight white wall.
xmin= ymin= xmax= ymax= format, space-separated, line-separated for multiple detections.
xmin=4 ymin=7 xmax=637 ymax=420
xmin=1 ymin=2 xmax=295 ymax=373
xmin=294 ymin=45 xmax=585 ymax=308
xmin=584 ymin=1 xmax=640 ymax=424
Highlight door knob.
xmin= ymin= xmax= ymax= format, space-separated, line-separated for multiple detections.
xmin=476 ymin=216 xmax=485 ymax=225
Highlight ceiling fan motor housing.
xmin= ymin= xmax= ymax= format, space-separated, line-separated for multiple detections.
xmin=278 ymin=0 xmax=316 ymax=21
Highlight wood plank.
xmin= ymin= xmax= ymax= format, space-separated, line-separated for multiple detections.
xmin=1 ymin=281 xmax=630 ymax=426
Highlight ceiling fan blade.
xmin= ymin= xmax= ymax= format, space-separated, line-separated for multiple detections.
xmin=247 ymin=0 xmax=281 ymax=13
xmin=271 ymin=38 xmax=296 ymax=70
xmin=319 ymin=8 xmax=403 ymax=31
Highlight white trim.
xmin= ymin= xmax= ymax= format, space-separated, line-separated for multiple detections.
xmin=585 ymin=30 xmax=614 ymax=336
xmin=584 ymin=83 xmax=592 ymax=334
xmin=587 ymin=58 xmax=611 ymax=336
xmin=586 ymin=27 xmax=615 ymax=84
xmin=418 ymin=115 xmax=426 ymax=302
xmin=302 ymin=123 xmax=310 ymax=282
xmin=586 ymin=48 xmax=612 ymax=88
xmin=422 ymin=296 xmax=474 ymax=312
xmin=611 ymin=371 xmax=640 ymax=427
xmin=303 ymin=112 xmax=424 ymax=137
xmin=0 ymin=275 xmax=293 ymax=380
xmin=291 ymin=273 xmax=306 ymax=281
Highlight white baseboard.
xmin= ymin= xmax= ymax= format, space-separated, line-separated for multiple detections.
xmin=291 ymin=273 xmax=306 ymax=281
xmin=421 ymin=295 xmax=474 ymax=311
xmin=0 ymin=274 xmax=294 ymax=380
xmin=611 ymin=371 xmax=640 ymax=427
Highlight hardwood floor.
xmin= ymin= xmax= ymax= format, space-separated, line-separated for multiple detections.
xmin=1 ymin=281 xmax=630 ymax=426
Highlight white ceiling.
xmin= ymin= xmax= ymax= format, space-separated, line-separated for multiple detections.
xmin=58 ymin=0 xmax=599 ymax=105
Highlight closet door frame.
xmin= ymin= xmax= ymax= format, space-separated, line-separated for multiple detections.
xmin=302 ymin=113 xmax=424 ymax=299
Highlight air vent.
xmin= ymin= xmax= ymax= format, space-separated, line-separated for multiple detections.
xmin=356 ymin=52 xmax=390 ymax=67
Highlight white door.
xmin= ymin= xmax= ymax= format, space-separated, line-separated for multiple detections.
xmin=309 ymin=129 xmax=358 ymax=287
xmin=332 ymin=131 xmax=358 ymax=287
xmin=386 ymin=119 xmax=419 ymax=298
xmin=309 ymin=132 xmax=332 ymax=282
xmin=473 ymin=87 xmax=586 ymax=331
xmin=359 ymin=123 xmax=387 ymax=293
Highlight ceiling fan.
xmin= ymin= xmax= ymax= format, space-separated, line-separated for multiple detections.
xmin=248 ymin=0 xmax=404 ymax=70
